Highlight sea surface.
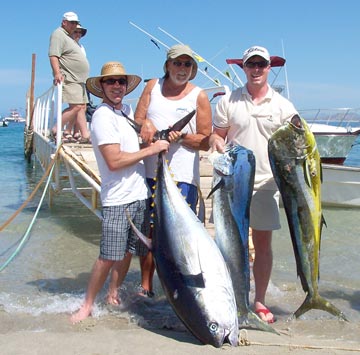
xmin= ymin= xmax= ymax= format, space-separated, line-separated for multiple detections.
xmin=0 ymin=122 xmax=360 ymax=330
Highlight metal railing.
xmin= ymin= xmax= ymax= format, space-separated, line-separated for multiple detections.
xmin=28 ymin=83 xmax=102 ymax=219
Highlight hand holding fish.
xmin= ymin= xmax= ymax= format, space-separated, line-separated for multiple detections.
xmin=139 ymin=118 xmax=157 ymax=144
xmin=149 ymin=139 xmax=170 ymax=154
xmin=209 ymin=133 xmax=226 ymax=153
xmin=167 ymin=130 xmax=184 ymax=143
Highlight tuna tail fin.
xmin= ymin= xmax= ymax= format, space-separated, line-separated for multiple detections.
xmin=125 ymin=209 xmax=153 ymax=250
xmin=238 ymin=311 xmax=279 ymax=335
xmin=293 ymin=294 xmax=348 ymax=321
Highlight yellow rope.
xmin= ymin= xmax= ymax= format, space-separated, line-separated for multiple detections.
xmin=238 ymin=329 xmax=360 ymax=352
xmin=0 ymin=144 xmax=62 ymax=232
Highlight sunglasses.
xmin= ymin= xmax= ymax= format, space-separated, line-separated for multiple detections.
xmin=172 ymin=61 xmax=193 ymax=68
xmin=73 ymin=30 xmax=82 ymax=34
xmin=101 ymin=78 xmax=127 ymax=85
xmin=245 ymin=61 xmax=269 ymax=69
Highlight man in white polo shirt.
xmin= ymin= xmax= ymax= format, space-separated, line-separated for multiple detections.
xmin=210 ymin=45 xmax=298 ymax=324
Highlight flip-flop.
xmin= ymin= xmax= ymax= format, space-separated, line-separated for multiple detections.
xmin=255 ymin=307 xmax=276 ymax=323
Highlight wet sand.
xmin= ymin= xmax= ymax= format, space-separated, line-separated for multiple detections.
xmin=1 ymin=308 xmax=359 ymax=354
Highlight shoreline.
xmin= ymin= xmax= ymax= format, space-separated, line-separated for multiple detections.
xmin=1 ymin=309 xmax=360 ymax=354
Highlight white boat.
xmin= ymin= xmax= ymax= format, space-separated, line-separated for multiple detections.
xmin=4 ymin=109 xmax=26 ymax=123
xmin=322 ymin=164 xmax=360 ymax=207
xmin=299 ymin=108 xmax=360 ymax=165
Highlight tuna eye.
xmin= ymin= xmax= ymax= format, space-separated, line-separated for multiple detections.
xmin=209 ymin=322 xmax=218 ymax=333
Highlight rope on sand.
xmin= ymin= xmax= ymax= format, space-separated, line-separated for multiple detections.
xmin=239 ymin=329 xmax=360 ymax=352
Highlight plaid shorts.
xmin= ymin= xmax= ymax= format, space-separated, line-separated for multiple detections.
xmin=100 ymin=199 xmax=150 ymax=261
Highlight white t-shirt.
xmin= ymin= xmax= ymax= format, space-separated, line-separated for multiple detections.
xmin=213 ymin=85 xmax=298 ymax=190
xmin=91 ymin=103 xmax=149 ymax=206
xmin=144 ymin=78 xmax=201 ymax=185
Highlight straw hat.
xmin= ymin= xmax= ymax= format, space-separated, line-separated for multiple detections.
xmin=86 ymin=62 xmax=141 ymax=98
xmin=75 ymin=24 xmax=87 ymax=37
xmin=163 ymin=44 xmax=198 ymax=80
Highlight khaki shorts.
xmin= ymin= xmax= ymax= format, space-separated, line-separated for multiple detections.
xmin=62 ymin=81 xmax=88 ymax=104
xmin=250 ymin=190 xmax=281 ymax=231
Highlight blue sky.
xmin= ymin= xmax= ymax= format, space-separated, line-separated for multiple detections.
xmin=0 ymin=1 xmax=359 ymax=117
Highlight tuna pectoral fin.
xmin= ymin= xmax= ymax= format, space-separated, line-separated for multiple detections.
xmin=181 ymin=273 xmax=205 ymax=288
xmin=207 ymin=178 xmax=225 ymax=199
xmin=294 ymin=295 xmax=348 ymax=321
xmin=125 ymin=209 xmax=152 ymax=250
xmin=196 ymin=182 xmax=206 ymax=223
xmin=239 ymin=311 xmax=279 ymax=335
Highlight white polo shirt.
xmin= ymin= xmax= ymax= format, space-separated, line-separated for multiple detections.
xmin=213 ymin=85 xmax=298 ymax=190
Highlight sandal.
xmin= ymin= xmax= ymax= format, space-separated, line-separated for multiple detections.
xmin=73 ymin=132 xmax=82 ymax=140
xmin=77 ymin=137 xmax=92 ymax=144
xmin=62 ymin=131 xmax=77 ymax=143
xmin=137 ymin=285 xmax=155 ymax=298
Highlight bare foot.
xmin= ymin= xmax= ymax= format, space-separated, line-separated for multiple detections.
xmin=70 ymin=304 xmax=92 ymax=324
xmin=106 ymin=295 xmax=121 ymax=306
xmin=254 ymin=302 xmax=275 ymax=323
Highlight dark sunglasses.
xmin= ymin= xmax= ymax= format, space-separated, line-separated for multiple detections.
xmin=245 ymin=61 xmax=269 ymax=69
xmin=101 ymin=78 xmax=127 ymax=85
xmin=172 ymin=61 xmax=193 ymax=68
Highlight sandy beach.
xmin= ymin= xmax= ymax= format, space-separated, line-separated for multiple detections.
xmin=1 ymin=126 xmax=360 ymax=354
xmin=1 ymin=309 xmax=360 ymax=355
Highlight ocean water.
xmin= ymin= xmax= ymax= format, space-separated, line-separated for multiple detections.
xmin=0 ymin=123 xmax=360 ymax=329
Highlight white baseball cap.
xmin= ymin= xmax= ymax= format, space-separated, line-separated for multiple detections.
xmin=242 ymin=46 xmax=270 ymax=64
xmin=62 ymin=12 xmax=79 ymax=22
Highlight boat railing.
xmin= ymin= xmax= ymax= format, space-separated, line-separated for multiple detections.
xmin=299 ymin=108 xmax=360 ymax=132
xmin=29 ymin=83 xmax=102 ymax=219
xmin=32 ymin=83 xmax=63 ymax=147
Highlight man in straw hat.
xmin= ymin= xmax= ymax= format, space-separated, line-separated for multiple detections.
xmin=134 ymin=44 xmax=212 ymax=298
xmin=70 ymin=62 xmax=169 ymax=323
xmin=48 ymin=11 xmax=91 ymax=143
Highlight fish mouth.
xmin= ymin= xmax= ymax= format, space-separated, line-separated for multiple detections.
xmin=289 ymin=114 xmax=305 ymax=133
xmin=221 ymin=326 xmax=239 ymax=347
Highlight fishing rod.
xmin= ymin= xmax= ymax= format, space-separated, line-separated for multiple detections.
xmin=128 ymin=21 xmax=225 ymax=88
xmin=157 ymin=26 xmax=242 ymax=87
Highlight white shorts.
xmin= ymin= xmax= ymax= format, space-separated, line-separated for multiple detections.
xmin=250 ymin=189 xmax=281 ymax=231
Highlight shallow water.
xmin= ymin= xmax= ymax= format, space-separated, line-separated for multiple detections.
xmin=0 ymin=123 xmax=359 ymax=330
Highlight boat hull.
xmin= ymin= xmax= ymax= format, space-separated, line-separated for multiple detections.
xmin=321 ymin=164 xmax=360 ymax=207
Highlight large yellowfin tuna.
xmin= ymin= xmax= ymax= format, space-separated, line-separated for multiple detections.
xmin=208 ymin=144 xmax=277 ymax=334
xmin=128 ymin=152 xmax=239 ymax=347
xmin=268 ymin=115 xmax=346 ymax=320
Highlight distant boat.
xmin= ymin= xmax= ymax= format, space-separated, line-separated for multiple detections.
xmin=4 ymin=109 xmax=26 ymax=123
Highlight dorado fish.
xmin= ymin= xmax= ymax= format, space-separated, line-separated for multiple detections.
xmin=208 ymin=144 xmax=277 ymax=334
xmin=268 ymin=115 xmax=347 ymax=320
xmin=128 ymin=152 xmax=239 ymax=347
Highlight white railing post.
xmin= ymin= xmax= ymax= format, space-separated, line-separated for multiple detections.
xmin=56 ymin=83 xmax=63 ymax=148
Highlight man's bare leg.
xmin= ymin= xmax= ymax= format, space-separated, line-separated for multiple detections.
xmin=70 ymin=258 xmax=113 ymax=323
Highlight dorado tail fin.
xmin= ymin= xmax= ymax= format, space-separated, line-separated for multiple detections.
xmin=293 ymin=294 xmax=347 ymax=321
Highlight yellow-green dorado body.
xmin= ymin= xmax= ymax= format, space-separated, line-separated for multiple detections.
xmin=268 ymin=115 xmax=346 ymax=320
